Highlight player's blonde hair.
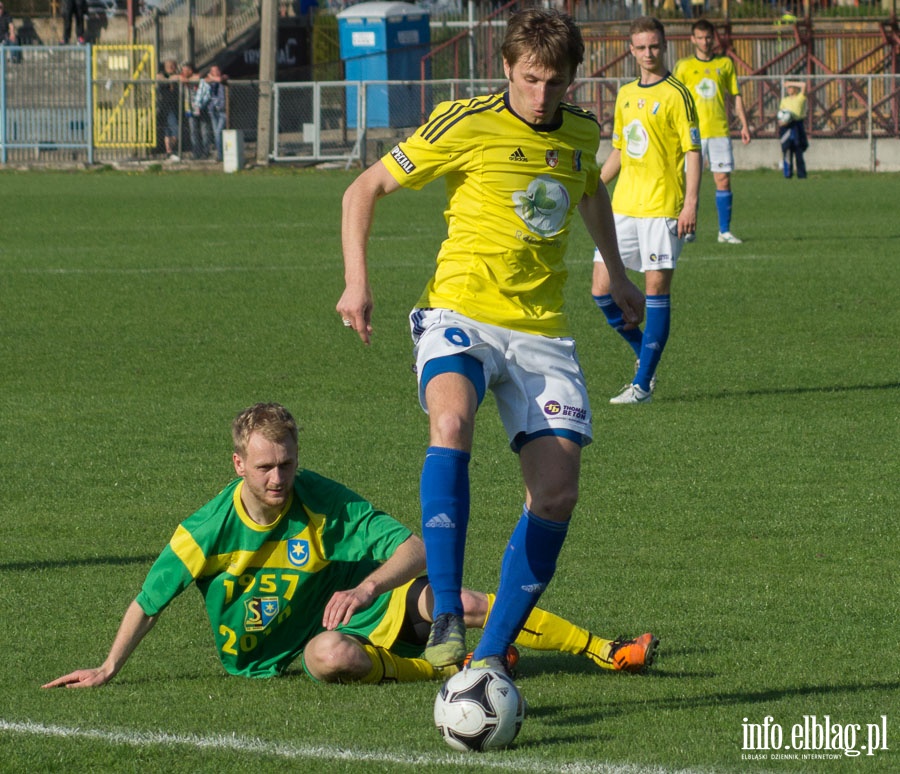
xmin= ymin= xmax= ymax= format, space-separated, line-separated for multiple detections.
xmin=501 ymin=8 xmax=584 ymax=79
xmin=232 ymin=402 xmax=299 ymax=456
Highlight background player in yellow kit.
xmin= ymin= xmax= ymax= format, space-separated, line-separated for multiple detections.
xmin=674 ymin=18 xmax=751 ymax=244
xmin=338 ymin=8 xmax=648 ymax=675
xmin=593 ymin=16 xmax=701 ymax=404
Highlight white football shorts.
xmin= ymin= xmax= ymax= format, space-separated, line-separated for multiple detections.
xmin=409 ymin=308 xmax=592 ymax=449
xmin=701 ymin=136 xmax=735 ymax=173
xmin=594 ymin=214 xmax=683 ymax=272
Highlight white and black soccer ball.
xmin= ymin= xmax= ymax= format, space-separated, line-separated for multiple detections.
xmin=777 ymin=108 xmax=794 ymax=126
xmin=434 ymin=667 xmax=525 ymax=752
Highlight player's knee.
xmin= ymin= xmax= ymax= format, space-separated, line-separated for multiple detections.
xmin=303 ymin=631 xmax=365 ymax=683
xmin=429 ymin=410 xmax=474 ymax=449
xmin=531 ymin=488 xmax=578 ymax=522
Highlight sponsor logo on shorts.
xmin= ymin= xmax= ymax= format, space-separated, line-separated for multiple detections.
xmin=543 ymin=401 xmax=587 ymax=421
xmin=650 ymin=253 xmax=670 ymax=263
xmin=390 ymin=145 xmax=415 ymax=174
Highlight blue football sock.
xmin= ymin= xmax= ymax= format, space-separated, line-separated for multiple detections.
xmin=472 ymin=507 xmax=569 ymax=660
xmin=635 ymin=294 xmax=670 ymax=391
xmin=715 ymin=190 xmax=733 ymax=234
xmin=420 ymin=446 xmax=470 ymax=617
xmin=593 ymin=294 xmax=643 ymax=358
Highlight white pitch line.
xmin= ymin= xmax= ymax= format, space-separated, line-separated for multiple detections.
xmin=0 ymin=719 xmax=702 ymax=774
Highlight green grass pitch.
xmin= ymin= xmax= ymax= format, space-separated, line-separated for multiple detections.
xmin=0 ymin=166 xmax=897 ymax=773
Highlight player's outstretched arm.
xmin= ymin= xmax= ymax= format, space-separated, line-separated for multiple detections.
xmin=337 ymin=160 xmax=402 ymax=345
xmin=322 ymin=535 xmax=426 ymax=630
xmin=42 ymin=601 xmax=158 ymax=688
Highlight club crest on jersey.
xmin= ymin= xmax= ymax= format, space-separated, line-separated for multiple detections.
xmin=287 ymin=538 xmax=310 ymax=567
xmin=245 ymin=596 xmax=280 ymax=631
xmin=637 ymin=99 xmax=645 ymax=110
xmin=545 ymin=150 xmax=559 ymax=168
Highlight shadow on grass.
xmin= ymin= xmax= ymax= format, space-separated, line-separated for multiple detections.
xmin=519 ymin=679 xmax=900 ymax=748
xmin=675 ymin=380 xmax=900 ymax=403
xmin=0 ymin=554 xmax=158 ymax=573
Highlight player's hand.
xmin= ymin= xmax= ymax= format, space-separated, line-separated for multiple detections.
xmin=322 ymin=584 xmax=377 ymax=630
xmin=336 ymin=284 xmax=374 ymax=345
xmin=609 ymin=276 xmax=645 ymax=330
xmin=42 ymin=668 xmax=112 ymax=689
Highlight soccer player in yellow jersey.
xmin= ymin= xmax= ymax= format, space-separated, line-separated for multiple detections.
xmin=338 ymin=8 xmax=648 ymax=675
xmin=673 ymin=18 xmax=751 ymax=244
xmin=593 ymin=16 xmax=701 ymax=405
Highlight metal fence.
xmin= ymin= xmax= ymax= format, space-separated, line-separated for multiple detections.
xmin=2 ymin=46 xmax=899 ymax=167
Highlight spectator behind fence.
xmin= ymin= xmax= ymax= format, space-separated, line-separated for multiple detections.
xmin=195 ymin=65 xmax=228 ymax=162
xmin=778 ymin=81 xmax=808 ymax=179
xmin=178 ymin=62 xmax=206 ymax=159
xmin=60 ymin=0 xmax=87 ymax=44
xmin=157 ymin=59 xmax=180 ymax=161
xmin=0 ymin=2 xmax=16 ymax=44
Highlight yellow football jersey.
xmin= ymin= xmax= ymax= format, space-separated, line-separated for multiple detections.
xmin=609 ymin=75 xmax=700 ymax=219
xmin=672 ymin=54 xmax=740 ymax=139
xmin=382 ymin=92 xmax=601 ymax=337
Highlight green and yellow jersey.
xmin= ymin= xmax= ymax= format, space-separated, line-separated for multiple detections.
xmin=672 ymin=54 xmax=740 ymax=139
xmin=609 ymin=75 xmax=700 ymax=219
xmin=383 ymin=92 xmax=601 ymax=338
xmin=136 ymin=471 xmax=413 ymax=678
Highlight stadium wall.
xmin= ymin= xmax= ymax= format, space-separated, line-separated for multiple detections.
xmin=597 ymin=138 xmax=900 ymax=173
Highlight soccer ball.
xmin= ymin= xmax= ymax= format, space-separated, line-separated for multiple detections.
xmin=777 ymin=108 xmax=794 ymax=126
xmin=434 ymin=667 xmax=525 ymax=752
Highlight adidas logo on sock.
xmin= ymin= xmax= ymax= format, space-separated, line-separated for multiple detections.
xmin=425 ymin=513 xmax=455 ymax=529
xmin=509 ymin=147 xmax=528 ymax=162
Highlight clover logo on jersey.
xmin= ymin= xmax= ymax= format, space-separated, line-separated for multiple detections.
xmin=512 ymin=175 xmax=569 ymax=237
xmin=695 ymin=77 xmax=718 ymax=102
xmin=245 ymin=596 xmax=280 ymax=631
xmin=287 ymin=538 xmax=310 ymax=567
xmin=623 ymin=120 xmax=650 ymax=159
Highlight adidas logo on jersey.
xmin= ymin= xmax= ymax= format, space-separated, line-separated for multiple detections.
xmin=509 ymin=147 xmax=528 ymax=162
xmin=425 ymin=513 xmax=455 ymax=529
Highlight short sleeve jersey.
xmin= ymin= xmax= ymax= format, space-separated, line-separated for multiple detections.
xmin=382 ymin=92 xmax=601 ymax=338
xmin=672 ymin=54 xmax=740 ymax=139
xmin=136 ymin=471 xmax=412 ymax=677
xmin=610 ymin=75 xmax=700 ymax=219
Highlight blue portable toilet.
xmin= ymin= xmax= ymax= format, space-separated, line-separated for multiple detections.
xmin=338 ymin=1 xmax=431 ymax=129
